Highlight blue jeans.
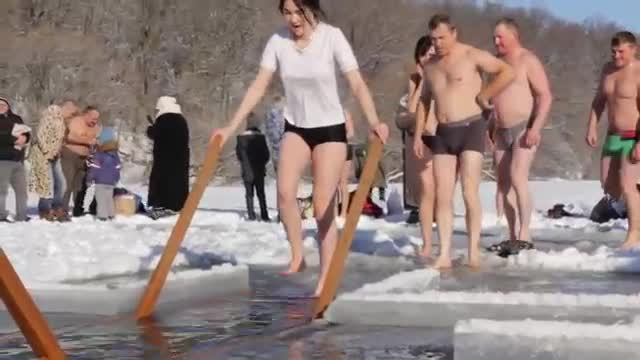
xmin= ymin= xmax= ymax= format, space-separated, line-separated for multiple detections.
xmin=38 ymin=158 xmax=67 ymax=212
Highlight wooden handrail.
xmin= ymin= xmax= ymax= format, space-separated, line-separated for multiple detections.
xmin=313 ymin=137 xmax=384 ymax=318
xmin=0 ymin=249 xmax=66 ymax=359
xmin=136 ymin=135 xmax=223 ymax=320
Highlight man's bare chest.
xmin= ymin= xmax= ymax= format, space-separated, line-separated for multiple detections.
xmin=426 ymin=61 xmax=478 ymax=90
xmin=604 ymin=72 xmax=638 ymax=100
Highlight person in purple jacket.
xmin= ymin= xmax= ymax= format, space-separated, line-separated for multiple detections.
xmin=86 ymin=127 xmax=121 ymax=220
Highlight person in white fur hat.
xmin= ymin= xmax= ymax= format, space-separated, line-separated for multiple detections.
xmin=146 ymin=96 xmax=190 ymax=219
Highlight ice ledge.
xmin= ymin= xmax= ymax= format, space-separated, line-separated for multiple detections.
xmin=338 ymin=290 xmax=640 ymax=309
xmin=456 ymin=318 xmax=640 ymax=342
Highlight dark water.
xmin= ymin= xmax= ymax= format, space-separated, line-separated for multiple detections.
xmin=0 ymin=259 xmax=454 ymax=359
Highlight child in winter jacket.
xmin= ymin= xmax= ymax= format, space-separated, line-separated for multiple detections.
xmin=86 ymin=127 xmax=121 ymax=220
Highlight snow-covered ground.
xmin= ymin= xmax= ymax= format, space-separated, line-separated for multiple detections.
xmin=0 ymin=180 xmax=638 ymax=289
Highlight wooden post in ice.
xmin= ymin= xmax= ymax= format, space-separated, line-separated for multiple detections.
xmin=136 ymin=135 xmax=224 ymax=320
xmin=0 ymin=249 xmax=67 ymax=359
xmin=313 ymin=137 xmax=384 ymax=318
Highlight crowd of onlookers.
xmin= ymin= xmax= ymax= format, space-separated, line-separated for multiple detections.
xmin=0 ymin=95 xmax=191 ymax=223
xmin=0 ymin=92 xmax=389 ymax=225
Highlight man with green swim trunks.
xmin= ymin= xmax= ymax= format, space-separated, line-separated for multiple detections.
xmin=602 ymin=132 xmax=637 ymax=158
xmin=586 ymin=31 xmax=640 ymax=250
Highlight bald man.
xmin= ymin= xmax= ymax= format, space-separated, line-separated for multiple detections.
xmin=490 ymin=18 xmax=553 ymax=246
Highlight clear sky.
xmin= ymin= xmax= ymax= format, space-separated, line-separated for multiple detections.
xmin=494 ymin=0 xmax=640 ymax=31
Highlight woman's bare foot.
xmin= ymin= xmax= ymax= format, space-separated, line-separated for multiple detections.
xmin=621 ymin=230 xmax=640 ymax=251
xmin=467 ymin=255 xmax=481 ymax=269
xmin=280 ymin=258 xmax=307 ymax=275
xmin=418 ymin=245 xmax=432 ymax=259
xmin=432 ymin=256 xmax=453 ymax=270
xmin=620 ymin=240 xmax=640 ymax=251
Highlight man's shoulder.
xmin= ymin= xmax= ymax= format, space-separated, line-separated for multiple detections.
xmin=632 ymin=60 xmax=640 ymax=78
xmin=519 ymin=48 xmax=544 ymax=68
xmin=459 ymin=44 xmax=496 ymax=64
xmin=460 ymin=43 xmax=486 ymax=56
xmin=67 ymin=116 xmax=83 ymax=127
xmin=601 ymin=61 xmax=616 ymax=74
xmin=520 ymin=48 xmax=538 ymax=61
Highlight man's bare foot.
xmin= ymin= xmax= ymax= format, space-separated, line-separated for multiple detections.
xmin=280 ymin=258 xmax=307 ymax=275
xmin=433 ymin=256 xmax=453 ymax=270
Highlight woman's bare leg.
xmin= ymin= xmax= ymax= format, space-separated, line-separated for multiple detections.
xmin=339 ymin=160 xmax=352 ymax=218
xmin=310 ymin=142 xmax=347 ymax=296
xmin=418 ymin=152 xmax=435 ymax=258
xmin=277 ymin=133 xmax=311 ymax=274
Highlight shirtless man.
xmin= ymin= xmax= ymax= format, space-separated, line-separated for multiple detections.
xmin=491 ymin=18 xmax=553 ymax=244
xmin=414 ymin=14 xmax=514 ymax=268
xmin=61 ymin=106 xmax=100 ymax=214
xmin=586 ymin=31 xmax=640 ymax=250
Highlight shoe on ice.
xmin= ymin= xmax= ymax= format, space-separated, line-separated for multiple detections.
xmin=406 ymin=210 xmax=419 ymax=225
xmin=487 ymin=240 xmax=534 ymax=258
xmin=148 ymin=207 xmax=178 ymax=220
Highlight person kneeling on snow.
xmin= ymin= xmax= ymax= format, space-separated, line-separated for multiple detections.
xmin=86 ymin=127 xmax=121 ymax=221
xmin=236 ymin=115 xmax=270 ymax=221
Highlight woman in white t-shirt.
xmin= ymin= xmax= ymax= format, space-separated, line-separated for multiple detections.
xmin=212 ymin=0 xmax=388 ymax=297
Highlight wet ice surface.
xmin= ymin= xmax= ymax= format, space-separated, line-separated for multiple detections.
xmin=2 ymin=236 xmax=639 ymax=359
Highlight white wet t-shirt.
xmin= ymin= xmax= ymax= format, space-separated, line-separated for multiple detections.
xmin=260 ymin=22 xmax=359 ymax=129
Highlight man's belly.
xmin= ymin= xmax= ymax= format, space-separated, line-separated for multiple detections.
xmin=435 ymin=100 xmax=483 ymax=124
xmin=608 ymin=108 xmax=640 ymax=133
xmin=493 ymin=107 xmax=532 ymax=128
xmin=493 ymin=88 xmax=534 ymax=127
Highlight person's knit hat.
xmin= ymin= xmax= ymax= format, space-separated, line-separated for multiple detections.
xmin=97 ymin=126 xmax=119 ymax=152
xmin=98 ymin=126 xmax=117 ymax=145
xmin=0 ymin=97 xmax=10 ymax=110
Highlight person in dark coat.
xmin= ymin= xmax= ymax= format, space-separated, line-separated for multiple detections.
xmin=236 ymin=115 xmax=270 ymax=221
xmin=146 ymin=96 xmax=190 ymax=219
xmin=0 ymin=97 xmax=31 ymax=222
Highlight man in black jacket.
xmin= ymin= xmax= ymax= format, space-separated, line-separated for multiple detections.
xmin=0 ymin=97 xmax=30 ymax=222
xmin=236 ymin=116 xmax=270 ymax=221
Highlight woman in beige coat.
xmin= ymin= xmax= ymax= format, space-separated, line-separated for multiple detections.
xmin=29 ymin=100 xmax=78 ymax=221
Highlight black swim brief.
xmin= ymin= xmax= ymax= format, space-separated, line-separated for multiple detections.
xmin=421 ymin=135 xmax=436 ymax=149
xmin=430 ymin=114 xmax=487 ymax=156
xmin=284 ymin=121 xmax=347 ymax=151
